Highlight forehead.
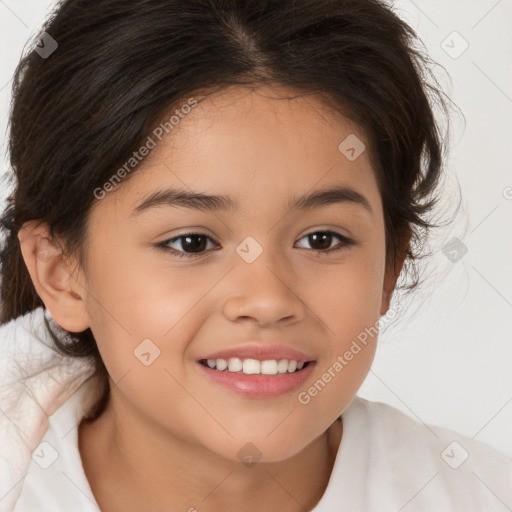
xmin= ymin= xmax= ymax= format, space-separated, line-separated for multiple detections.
xmin=98 ymin=84 xmax=381 ymax=219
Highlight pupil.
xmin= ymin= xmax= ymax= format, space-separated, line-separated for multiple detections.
xmin=182 ymin=235 xmax=206 ymax=253
xmin=310 ymin=232 xmax=331 ymax=250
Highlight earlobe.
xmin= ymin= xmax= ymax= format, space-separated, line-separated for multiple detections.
xmin=380 ymin=228 xmax=412 ymax=316
xmin=380 ymin=255 xmax=400 ymax=315
xmin=380 ymin=289 xmax=391 ymax=316
xmin=17 ymin=221 xmax=90 ymax=332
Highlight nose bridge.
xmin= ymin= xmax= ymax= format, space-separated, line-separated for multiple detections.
xmin=235 ymin=233 xmax=289 ymax=289
xmin=221 ymin=234 xmax=306 ymax=326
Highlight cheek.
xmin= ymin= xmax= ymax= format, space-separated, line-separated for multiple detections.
xmin=307 ymin=244 xmax=386 ymax=343
xmin=82 ymin=252 xmax=205 ymax=435
xmin=300 ymin=241 xmax=385 ymax=397
xmin=84 ymin=237 xmax=198 ymax=335
xmin=293 ymin=256 xmax=384 ymax=428
xmin=82 ymin=241 xmax=224 ymax=411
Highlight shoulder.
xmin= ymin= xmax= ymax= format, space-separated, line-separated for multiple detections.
xmin=344 ymin=396 xmax=512 ymax=510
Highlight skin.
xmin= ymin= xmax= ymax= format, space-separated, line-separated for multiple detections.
xmin=18 ymin=83 xmax=409 ymax=511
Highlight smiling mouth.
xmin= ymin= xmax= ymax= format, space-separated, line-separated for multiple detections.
xmin=198 ymin=358 xmax=312 ymax=375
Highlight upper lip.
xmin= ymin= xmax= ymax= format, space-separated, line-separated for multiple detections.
xmin=199 ymin=344 xmax=315 ymax=362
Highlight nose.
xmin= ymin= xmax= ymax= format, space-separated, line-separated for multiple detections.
xmin=222 ymin=250 xmax=307 ymax=328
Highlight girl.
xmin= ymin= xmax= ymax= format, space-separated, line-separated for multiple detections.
xmin=1 ymin=0 xmax=511 ymax=510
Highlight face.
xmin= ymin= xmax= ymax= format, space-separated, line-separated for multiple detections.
xmin=34 ymin=84 xmax=400 ymax=462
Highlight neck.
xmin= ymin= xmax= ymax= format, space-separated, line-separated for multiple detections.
xmin=79 ymin=390 xmax=343 ymax=512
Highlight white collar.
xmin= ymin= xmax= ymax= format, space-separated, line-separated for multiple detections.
xmin=0 ymin=307 xmax=100 ymax=511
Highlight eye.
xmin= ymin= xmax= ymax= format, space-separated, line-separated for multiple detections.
xmin=157 ymin=232 xmax=219 ymax=259
xmin=294 ymin=230 xmax=355 ymax=254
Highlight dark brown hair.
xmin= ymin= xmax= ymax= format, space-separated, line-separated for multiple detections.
xmin=0 ymin=0 xmax=457 ymax=419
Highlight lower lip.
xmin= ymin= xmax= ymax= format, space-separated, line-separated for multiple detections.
xmin=196 ymin=361 xmax=316 ymax=398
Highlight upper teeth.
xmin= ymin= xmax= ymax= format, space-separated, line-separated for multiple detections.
xmin=206 ymin=358 xmax=305 ymax=375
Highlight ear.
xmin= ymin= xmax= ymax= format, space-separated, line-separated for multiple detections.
xmin=380 ymin=226 xmax=412 ymax=316
xmin=17 ymin=221 xmax=90 ymax=332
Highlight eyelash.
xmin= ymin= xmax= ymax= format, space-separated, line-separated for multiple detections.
xmin=156 ymin=230 xmax=355 ymax=259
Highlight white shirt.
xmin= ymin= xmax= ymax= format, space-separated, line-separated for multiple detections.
xmin=2 ymin=307 xmax=512 ymax=511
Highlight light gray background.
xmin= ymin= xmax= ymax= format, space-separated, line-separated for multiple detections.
xmin=1 ymin=0 xmax=511 ymax=458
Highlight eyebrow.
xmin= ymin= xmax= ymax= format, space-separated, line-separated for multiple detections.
xmin=131 ymin=185 xmax=373 ymax=216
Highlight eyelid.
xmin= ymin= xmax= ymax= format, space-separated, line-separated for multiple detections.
xmin=156 ymin=231 xmax=220 ymax=258
xmin=294 ymin=230 xmax=355 ymax=250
